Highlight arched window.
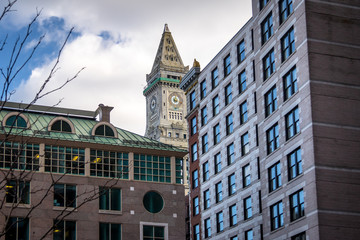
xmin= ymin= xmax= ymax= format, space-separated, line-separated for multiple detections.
xmin=5 ymin=115 xmax=27 ymax=128
xmin=51 ymin=120 xmax=72 ymax=133
xmin=94 ymin=124 xmax=115 ymax=137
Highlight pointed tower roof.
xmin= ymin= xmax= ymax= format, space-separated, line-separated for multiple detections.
xmin=148 ymin=24 xmax=186 ymax=80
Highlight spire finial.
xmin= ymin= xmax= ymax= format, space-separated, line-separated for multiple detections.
xmin=164 ymin=23 xmax=170 ymax=33
xmin=193 ymin=58 xmax=200 ymax=68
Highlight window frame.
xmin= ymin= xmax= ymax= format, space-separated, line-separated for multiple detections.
xmin=279 ymin=0 xmax=294 ymax=24
xmin=224 ymin=54 xmax=232 ymax=77
xmin=227 ymin=143 xmax=235 ymax=165
xmin=202 ymin=134 xmax=208 ymax=154
xmin=204 ymin=189 xmax=210 ymax=210
xmin=285 ymin=106 xmax=300 ymax=140
xmin=214 ymin=152 xmax=222 ymax=174
xmin=201 ymin=107 xmax=208 ymax=126
xmin=99 ymin=222 xmax=121 ymax=240
xmin=192 ymin=169 xmax=199 ymax=189
xmin=225 ymin=83 xmax=233 ymax=105
xmin=239 ymin=70 xmax=247 ymax=93
xmin=261 ymin=13 xmax=273 ymax=44
xmin=290 ymin=189 xmax=305 ymax=221
xmin=99 ymin=187 xmax=122 ymax=211
xmin=191 ymin=142 xmax=198 ymax=162
xmin=228 ymin=173 xmax=236 ymax=196
xmin=53 ymin=220 xmax=76 ymax=240
xmin=245 ymin=229 xmax=253 ymax=240
xmin=266 ymin=123 xmax=279 ymax=154
xmin=6 ymin=217 xmax=29 ymax=240
xmin=191 ymin=116 xmax=197 ymax=135
xmin=6 ymin=180 xmax=30 ymax=204
xmin=284 ymin=66 xmax=298 ymax=100
xmin=215 ymin=181 xmax=222 ymax=203
xmin=190 ymin=90 xmax=196 ymax=110
xmin=216 ymin=211 xmax=224 ymax=233
xmin=263 ymin=48 xmax=275 ymax=80
xmin=200 ymin=80 xmax=207 ymax=99
xmin=213 ymin=123 xmax=221 ymax=145
xmin=212 ymin=67 xmax=219 ymax=89
xmin=229 ymin=204 xmax=237 ymax=226
xmin=226 ymin=113 xmax=234 ymax=135
xmin=203 ymin=161 xmax=209 ymax=182
xmin=204 ymin=218 xmax=211 ymax=238
xmin=241 ymin=132 xmax=250 ymax=156
xmin=269 ymin=161 xmax=282 ymax=192
xmin=260 ymin=0 xmax=270 ymax=10
xmin=193 ymin=196 xmax=199 ymax=216
xmin=212 ymin=95 xmax=220 ymax=116
xmin=240 ymin=101 xmax=248 ymax=124
xmin=265 ymin=85 xmax=277 ymax=117
xmin=54 ymin=184 xmax=76 ymax=208
xmin=243 ymin=164 xmax=251 ymax=188
xmin=244 ymin=196 xmax=252 ymax=220
xmin=288 ymin=147 xmax=302 ymax=180
xmin=237 ymin=40 xmax=245 ymax=63
xmin=270 ymin=201 xmax=284 ymax=231
xmin=281 ymin=27 xmax=295 ymax=62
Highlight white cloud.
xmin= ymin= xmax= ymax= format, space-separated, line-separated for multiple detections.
xmin=10 ymin=0 xmax=252 ymax=135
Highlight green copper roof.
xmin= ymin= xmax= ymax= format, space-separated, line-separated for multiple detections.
xmin=0 ymin=109 xmax=186 ymax=153
xmin=143 ymin=77 xmax=180 ymax=95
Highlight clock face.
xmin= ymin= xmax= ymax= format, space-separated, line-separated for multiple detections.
xmin=150 ymin=96 xmax=157 ymax=112
xmin=168 ymin=92 xmax=183 ymax=108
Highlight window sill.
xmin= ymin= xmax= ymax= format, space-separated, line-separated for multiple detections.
xmin=288 ymin=173 xmax=304 ymax=184
xmin=5 ymin=203 xmax=31 ymax=208
xmin=278 ymin=12 xmax=295 ymax=30
xmin=263 ymin=70 xmax=276 ymax=85
xmin=268 ymin=185 xmax=283 ymax=196
xmin=270 ymin=225 xmax=285 ymax=234
xmin=283 ymin=90 xmax=299 ymax=105
xmin=99 ymin=210 xmax=122 ymax=215
xmin=285 ymin=131 xmax=301 ymax=144
xmin=53 ymin=206 xmax=77 ymax=212
xmin=290 ymin=215 xmax=306 ymax=225
xmin=266 ymin=146 xmax=280 ymax=158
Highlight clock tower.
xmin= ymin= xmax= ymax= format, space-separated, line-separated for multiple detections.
xmin=143 ymin=24 xmax=189 ymax=150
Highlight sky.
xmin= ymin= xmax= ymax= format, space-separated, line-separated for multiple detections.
xmin=0 ymin=0 xmax=252 ymax=135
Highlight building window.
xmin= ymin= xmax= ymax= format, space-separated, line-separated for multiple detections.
xmin=45 ymin=145 xmax=85 ymax=175
xmin=261 ymin=13 xmax=273 ymax=44
xmin=6 ymin=180 xmax=30 ymax=204
xmin=238 ymin=70 xmax=247 ymax=93
xmin=204 ymin=218 xmax=211 ymax=238
xmin=212 ymin=95 xmax=220 ymax=116
xmin=245 ymin=229 xmax=253 ymax=240
xmin=240 ymin=101 xmax=248 ymax=124
xmin=191 ymin=143 xmax=198 ymax=162
xmin=53 ymin=220 xmax=76 ymax=240
xmin=202 ymin=134 xmax=209 ymax=154
xmin=214 ymin=152 xmax=222 ymax=174
xmin=94 ymin=124 xmax=115 ymax=137
xmin=269 ymin=161 xmax=281 ymax=192
xmin=244 ymin=196 xmax=252 ymax=219
xmin=215 ymin=181 xmax=222 ymax=203
xmin=190 ymin=90 xmax=196 ymax=110
xmin=216 ymin=211 xmax=224 ymax=232
xmin=281 ymin=27 xmax=295 ymax=62
xmin=290 ymin=189 xmax=305 ymax=221
xmin=175 ymin=158 xmax=184 ymax=184
xmin=204 ymin=189 xmax=210 ymax=209
xmin=6 ymin=217 xmax=29 ymax=240
xmin=203 ymin=161 xmax=209 ymax=182
xmin=265 ymin=85 xmax=277 ymax=117
xmin=284 ymin=67 xmax=298 ymax=100
xmin=266 ymin=123 xmax=279 ymax=154
xmin=288 ymin=147 xmax=302 ymax=180
xmin=286 ymin=106 xmax=300 ymax=140
xmin=230 ymin=204 xmax=237 ymax=226
xmin=228 ymin=173 xmax=236 ymax=196
xmin=224 ymin=54 xmax=232 ymax=76
xmin=241 ymin=132 xmax=250 ymax=156
xmin=200 ymin=80 xmax=207 ymax=99
xmin=90 ymin=150 xmax=129 ymax=179
xmin=237 ymin=40 xmax=245 ymax=63
xmin=168 ymin=132 xmax=172 ymax=138
xmin=225 ymin=83 xmax=232 ymax=105
xmin=291 ymin=232 xmax=306 ymax=240
xmin=263 ymin=48 xmax=275 ymax=80
xmin=134 ymin=154 xmax=171 ymax=183
xmin=213 ymin=123 xmax=220 ymax=145
xmin=51 ymin=119 xmax=72 ymax=133
xmin=270 ymin=201 xmax=284 ymax=230
xmin=191 ymin=116 xmax=197 ymax=135
xmin=280 ymin=0 xmax=294 ymax=24
xmin=260 ymin=0 xmax=270 ymax=10
xmin=226 ymin=113 xmax=234 ymax=135
xmin=54 ymin=184 xmax=76 ymax=208
xmin=243 ymin=164 xmax=251 ymax=187
xmin=231 ymin=237 xmax=238 ymax=240
xmin=99 ymin=223 xmax=121 ymax=240
xmin=193 ymin=224 xmax=200 ymax=240
xmin=227 ymin=143 xmax=235 ymax=165
xmin=143 ymin=191 xmax=164 ymax=214
xmin=193 ymin=196 xmax=199 ymax=216
xmin=192 ymin=169 xmax=199 ymax=189
xmin=212 ymin=67 xmax=219 ymax=89
xmin=99 ymin=187 xmax=121 ymax=211
xmin=201 ymin=107 xmax=208 ymax=126
xmin=5 ymin=115 xmax=27 ymax=128
xmin=143 ymin=225 xmax=165 ymax=240
xmin=0 ymin=142 xmax=40 ymax=171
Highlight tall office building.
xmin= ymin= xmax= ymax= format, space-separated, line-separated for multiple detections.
xmin=0 ymin=102 xmax=187 ymax=239
xmin=180 ymin=0 xmax=360 ymax=239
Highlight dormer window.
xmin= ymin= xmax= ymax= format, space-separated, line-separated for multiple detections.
xmin=51 ymin=120 xmax=72 ymax=133
xmin=5 ymin=115 xmax=27 ymax=128
xmin=94 ymin=124 xmax=115 ymax=137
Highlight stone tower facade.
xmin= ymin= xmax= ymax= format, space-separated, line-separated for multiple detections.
xmin=144 ymin=24 xmax=189 ymax=150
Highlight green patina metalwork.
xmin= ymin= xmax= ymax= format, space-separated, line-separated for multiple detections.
xmin=143 ymin=77 xmax=180 ymax=95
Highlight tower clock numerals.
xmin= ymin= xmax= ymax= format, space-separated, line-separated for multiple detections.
xmin=168 ymin=92 xmax=183 ymax=108
xmin=150 ymin=96 xmax=157 ymax=112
